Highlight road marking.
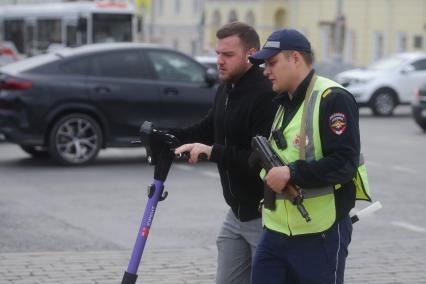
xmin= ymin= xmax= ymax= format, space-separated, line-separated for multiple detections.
xmin=174 ymin=164 xmax=219 ymax=179
xmin=389 ymin=165 xmax=418 ymax=174
xmin=199 ymin=170 xmax=220 ymax=179
xmin=174 ymin=164 xmax=194 ymax=171
xmin=366 ymin=161 xmax=418 ymax=174
xmin=366 ymin=161 xmax=382 ymax=167
xmin=390 ymin=221 xmax=426 ymax=233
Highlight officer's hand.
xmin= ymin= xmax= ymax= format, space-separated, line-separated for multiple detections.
xmin=174 ymin=143 xmax=212 ymax=164
xmin=265 ymin=166 xmax=291 ymax=193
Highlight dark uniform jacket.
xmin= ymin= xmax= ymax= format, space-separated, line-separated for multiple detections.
xmin=174 ymin=65 xmax=277 ymax=222
xmin=277 ymin=70 xmax=359 ymax=220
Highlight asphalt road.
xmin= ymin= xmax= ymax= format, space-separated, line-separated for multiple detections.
xmin=1 ymin=106 xmax=426 ymax=283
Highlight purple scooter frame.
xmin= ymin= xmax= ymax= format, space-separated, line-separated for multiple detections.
xmin=121 ymin=121 xmax=178 ymax=284
xmin=121 ymin=180 xmax=166 ymax=283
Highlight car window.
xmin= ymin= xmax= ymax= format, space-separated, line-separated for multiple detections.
xmin=62 ymin=57 xmax=89 ymax=75
xmin=368 ymin=57 xmax=406 ymax=71
xmin=146 ymin=50 xmax=205 ymax=83
xmin=91 ymin=50 xmax=149 ymax=79
xmin=411 ymin=59 xmax=426 ymax=71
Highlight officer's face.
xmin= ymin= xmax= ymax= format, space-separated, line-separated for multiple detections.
xmin=216 ymin=35 xmax=252 ymax=82
xmin=263 ymin=51 xmax=297 ymax=93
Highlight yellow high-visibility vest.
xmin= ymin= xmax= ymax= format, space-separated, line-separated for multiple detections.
xmin=263 ymin=76 xmax=371 ymax=236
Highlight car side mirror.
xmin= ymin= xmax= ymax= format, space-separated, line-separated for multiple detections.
xmin=205 ymin=68 xmax=218 ymax=87
xmin=401 ymin=65 xmax=415 ymax=74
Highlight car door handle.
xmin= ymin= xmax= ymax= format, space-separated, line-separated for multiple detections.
xmin=164 ymin=87 xmax=179 ymax=96
xmin=94 ymin=85 xmax=111 ymax=94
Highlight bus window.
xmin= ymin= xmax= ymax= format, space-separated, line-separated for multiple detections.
xmin=66 ymin=25 xmax=77 ymax=47
xmin=25 ymin=24 xmax=35 ymax=56
xmin=4 ymin=20 xmax=25 ymax=53
xmin=76 ymin=17 xmax=88 ymax=46
xmin=93 ymin=14 xmax=132 ymax=43
xmin=37 ymin=19 xmax=62 ymax=51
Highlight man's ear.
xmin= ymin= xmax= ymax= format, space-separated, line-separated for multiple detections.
xmin=246 ymin=47 xmax=257 ymax=62
xmin=292 ymin=51 xmax=302 ymax=65
xmin=247 ymin=47 xmax=257 ymax=57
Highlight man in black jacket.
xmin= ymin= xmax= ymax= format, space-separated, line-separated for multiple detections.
xmin=174 ymin=22 xmax=277 ymax=284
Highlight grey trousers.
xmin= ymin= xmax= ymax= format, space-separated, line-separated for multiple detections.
xmin=216 ymin=209 xmax=263 ymax=284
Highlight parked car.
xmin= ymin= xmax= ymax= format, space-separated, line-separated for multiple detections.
xmin=195 ymin=56 xmax=217 ymax=70
xmin=0 ymin=41 xmax=21 ymax=67
xmin=334 ymin=53 xmax=426 ymax=116
xmin=0 ymin=43 xmax=218 ymax=165
xmin=412 ymin=83 xmax=426 ymax=132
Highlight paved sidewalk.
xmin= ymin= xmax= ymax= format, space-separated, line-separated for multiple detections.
xmin=0 ymin=247 xmax=216 ymax=284
xmin=1 ymin=236 xmax=426 ymax=283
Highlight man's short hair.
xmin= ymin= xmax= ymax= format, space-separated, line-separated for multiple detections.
xmin=300 ymin=51 xmax=314 ymax=65
xmin=283 ymin=50 xmax=314 ymax=66
xmin=216 ymin=21 xmax=260 ymax=51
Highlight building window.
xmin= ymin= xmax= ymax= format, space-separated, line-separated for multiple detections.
xmin=245 ymin=10 xmax=255 ymax=26
xmin=191 ymin=40 xmax=197 ymax=56
xmin=395 ymin=32 xmax=407 ymax=53
xmin=344 ymin=30 xmax=356 ymax=64
xmin=173 ymin=39 xmax=179 ymax=50
xmin=320 ymin=25 xmax=332 ymax=62
xmin=414 ymin=35 xmax=423 ymax=49
xmin=157 ymin=0 xmax=164 ymax=16
xmin=372 ymin=31 xmax=384 ymax=62
xmin=212 ymin=10 xmax=221 ymax=27
xmin=174 ymin=0 xmax=181 ymax=15
xmin=228 ymin=10 xmax=238 ymax=23
xmin=193 ymin=0 xmax=199 ymax=15
xmin=274 ymin=9 xmax=286 ymax=29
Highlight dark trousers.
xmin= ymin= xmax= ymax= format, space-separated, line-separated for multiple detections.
xmin=252 ymin=216 xmax=352 ymax=284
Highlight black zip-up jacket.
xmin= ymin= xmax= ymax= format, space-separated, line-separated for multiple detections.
xmin=274 ymin=70 xmax=359 ymax=221
xmin=174 ymin=65 xmax=277 ymax=222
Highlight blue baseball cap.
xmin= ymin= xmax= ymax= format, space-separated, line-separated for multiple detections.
xmin=249 ymin=29 xmax=311 ymax=65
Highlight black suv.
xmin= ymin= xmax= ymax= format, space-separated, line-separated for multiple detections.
xmin=412 ymin=83 xmax=426 ymax=132
xmin=0 ymin=43 xmax=218 ymax=165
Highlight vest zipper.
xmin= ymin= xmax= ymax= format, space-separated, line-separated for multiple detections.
xmin=224 ymin=95 xmax=239 ymax=219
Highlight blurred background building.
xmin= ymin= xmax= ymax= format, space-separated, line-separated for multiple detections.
xmin=204 ymin=0 xmax=426 ymax=66
xmin=144 ymin=0 xmax=205 ymax=56
xmin=1 ymin=0 xmax=426 ymax=66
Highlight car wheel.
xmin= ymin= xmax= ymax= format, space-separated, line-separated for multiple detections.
xmin=370 ymin=90 xmax=397 ymax=116
xmin=20 ymin=145 xmax=49 ymax=158
xmin=48 ymin=113 xmax=103 ymax=166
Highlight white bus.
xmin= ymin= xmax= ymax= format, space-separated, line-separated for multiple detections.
xmin=0 ymin=1 xmax=141 ymax=56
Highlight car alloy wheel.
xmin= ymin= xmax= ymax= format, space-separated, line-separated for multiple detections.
xmin=49 ymin=113 xmax=102 ymax=165
xmin=371 ymin=91 xmax=396 ymax=116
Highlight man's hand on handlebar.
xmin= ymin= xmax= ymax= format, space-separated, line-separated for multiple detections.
xmin=174 ymin=143 xmax=212 ymax=164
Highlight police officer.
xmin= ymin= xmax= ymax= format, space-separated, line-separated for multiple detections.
xmin=174 ymin=22 xmax=277 ymax=283
xmin=248 ymin=29 xmax=371 ymax=284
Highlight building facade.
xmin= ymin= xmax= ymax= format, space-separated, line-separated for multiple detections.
xmin=144 ymin=0 xmax=205 ymax=56
xmin=204 ymin=0 xmax=426 ymax=66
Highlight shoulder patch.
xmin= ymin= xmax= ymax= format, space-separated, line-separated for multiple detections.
xmin=322 ymin=88 xmax=332 ymax=98
xmin=329 ymin=112 xmax=347 ymax=135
